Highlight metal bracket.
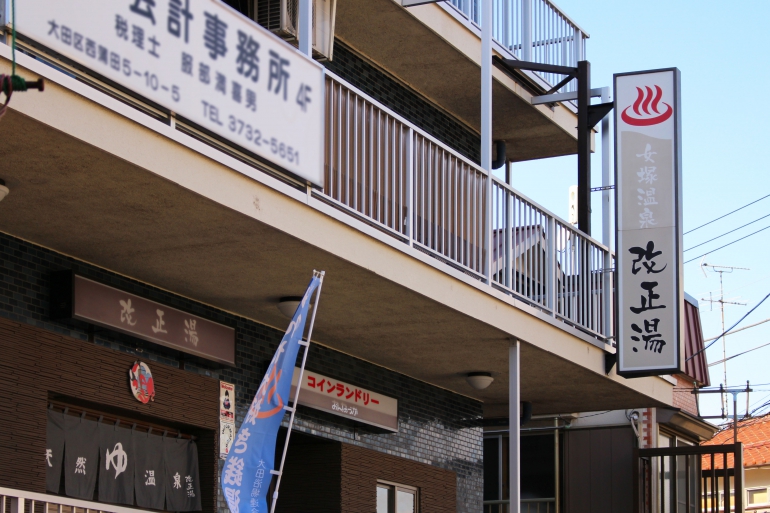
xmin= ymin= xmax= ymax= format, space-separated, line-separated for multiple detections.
xmin=587 ymin=102 xmax=614 ymax=129
xmin=591 ymin=185 xmax=615 ymax=192
xmin=604 ymin=353 xmax=617 ymax=375
xmin=531 ymin=88 xmax=605 ymax=105
xmin=401 ymin=0 xmax=444 ymax=6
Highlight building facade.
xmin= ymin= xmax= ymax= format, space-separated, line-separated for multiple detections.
xmin=0 ymin=0 xmax=681 ymax=512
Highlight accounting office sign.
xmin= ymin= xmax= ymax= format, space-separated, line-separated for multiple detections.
xmin=615 ymin=68 xmax=684 ymax=377
xmin=17 ymin=0 xmax=324 ymax=186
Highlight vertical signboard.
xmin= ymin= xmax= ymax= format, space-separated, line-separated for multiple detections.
xmin=219 ymin=381 xmax=235 ymax=459
xmin=16 ymin=0 xmax=324 ymax=186
xmin=615 ymin=68 xmax=683 ymax=377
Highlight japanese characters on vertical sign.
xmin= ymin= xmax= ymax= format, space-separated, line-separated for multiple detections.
xmin=219 ymin=381 xmax=236 ymax=459
xmin=614 ymin=68 xmax=684 ymax=377
xmin=16 ymin=0 xmax=324 ymax=186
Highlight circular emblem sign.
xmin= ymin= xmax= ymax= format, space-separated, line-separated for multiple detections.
xmin=129 ymin=361 xmax=155 ymax=404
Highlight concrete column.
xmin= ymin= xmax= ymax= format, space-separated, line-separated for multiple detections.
xmin=298 ymin=0 xmax=312 ymax=57
xmin=509 ymin=340 xmax=520 ymax=513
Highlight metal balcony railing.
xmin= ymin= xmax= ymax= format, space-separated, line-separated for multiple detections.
xmin=449 ymin=0 xmax=588 ymax=94
xmin=0 ymin=487 xmax=150 ymax=513
xmin=483 ymin=498 xmax=557 ymax=513
xmin=323 ymin=71 xmax=613 ymax=339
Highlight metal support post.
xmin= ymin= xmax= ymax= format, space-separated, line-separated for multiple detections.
xmin=577 ymin=60 xmax=591 ymax=235
xmin=735 ymin=442 xmax=745 ymax=513
xmin=482 ymin=0 xmax=493 ymax=283
xmin=601 ymin=86 xmax=612 ymax=339
xmin=406 ymin=128 xmax=414 ymax=246
xmin=269 ymin=271 xmax=325 ymax=513
xmin=298 ymin=0 xmax=313 ymax=57
xmin=509 ymin=340 xmax=521 ymax=513
xmin=521 ymin=0 xmax=532 ymax=61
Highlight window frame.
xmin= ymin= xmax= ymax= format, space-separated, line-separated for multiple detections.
xmin=747 ymin=486 xmax=769 ymax=507
xmin=377 ymin=480 xmax=419 ymax=513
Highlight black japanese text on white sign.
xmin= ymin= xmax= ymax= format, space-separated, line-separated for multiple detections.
xmin=17 ymin=0 xmax=325 ymax=186
xmin=614 ymin=68 xmax=684 ymax=377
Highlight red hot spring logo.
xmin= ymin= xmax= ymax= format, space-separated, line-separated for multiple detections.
xmin=621 ymin=85 xmax=672 ymax=126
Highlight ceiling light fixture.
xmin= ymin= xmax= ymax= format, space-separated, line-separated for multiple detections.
xmin=277 ymin=296 xmax=302 ymax=318
xmin=0 ymin=179 xmax=8 ymax=202
xmin=466 ymin=372 xmax=494 ymax=390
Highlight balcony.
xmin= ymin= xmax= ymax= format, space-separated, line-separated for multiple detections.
xmin=322 ymin=71 xmax=612 ymax=338
xmin=334 ymin=0 xmax=589 ymax=162
xmin=0 ymin=0 xmax=673 ymax=417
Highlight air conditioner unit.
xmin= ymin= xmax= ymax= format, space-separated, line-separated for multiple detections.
xmin=254 ymin=0 xmax=337 ymax=60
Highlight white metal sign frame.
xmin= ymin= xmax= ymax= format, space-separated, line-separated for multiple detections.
xmin=614 ymin=67 xmax=684 ymax=377
xmin=15 ymin=0 xmax=325 ymax=186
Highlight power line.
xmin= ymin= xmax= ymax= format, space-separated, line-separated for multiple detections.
xmin=708 ymin=340 xmax=770 ymax=367
xmin=685 ymin=213 xmax=770 ymax=252
xmin=684 ymin=224 xmax=770 ymax=264
xmin=684 ymin=193 xmax=770 ymax=235
xmin=704 ymin=317 xmax=770 ymax=341
xmin=686 ymin=292 xmax=770 ymax=362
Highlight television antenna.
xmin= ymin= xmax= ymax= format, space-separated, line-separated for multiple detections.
xmin=700 ymin=263 xmax=748 ymax=415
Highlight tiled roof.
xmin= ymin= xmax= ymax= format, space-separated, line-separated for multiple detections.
xmin=702 ymin=414 xmax=770 ymax=469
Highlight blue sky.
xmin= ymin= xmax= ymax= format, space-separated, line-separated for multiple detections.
xmin=492 ymin=0 xmax=770 ymax=420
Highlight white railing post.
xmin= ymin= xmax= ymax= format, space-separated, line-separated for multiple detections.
xmin=521 ymin=0 xmax=532 ymax=61
xmin=502 ymin=0 xmax=511 ymax=50
xmin=406 ymin=128 xmax=414 ymax=246
xmin=546 ymin=216 xmax=556 ymax=316
xmin=9 ymin=497 xmax=23 ymax=513
xmin=505 ymin=190 xmax=513 ymax=289
xmin=482 ymin=0 xmax=493 ymax=284
xmin=574 ymin=28 xmax=583 ymax=64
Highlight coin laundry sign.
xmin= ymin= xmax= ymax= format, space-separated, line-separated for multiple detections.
xmin=16 ymin=0 xmax=324 ymax=186
xmin=614 ymin=68 xmax=684 ymax=377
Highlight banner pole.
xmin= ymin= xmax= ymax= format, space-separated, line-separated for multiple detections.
xmin=269 ymin=270 xmax=325 ymax=513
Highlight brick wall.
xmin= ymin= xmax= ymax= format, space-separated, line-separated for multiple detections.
xmin=672 ymin=375 xmax=699 ymax=416
xmin=0 ymin=232 xmax=483 ymax=513
xmin=341 ymin=443 xmax=457 ymax=513
xmin=0 ymin=317 xmax=219 ymax=513
xmin=325 ymin=42 xmax=481 ymax=164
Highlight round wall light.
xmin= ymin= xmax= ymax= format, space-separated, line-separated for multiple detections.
xmin=277 ymin=296 xmax=302 ymax=318
xmin=0 ymin=179 xmax=9 ymax=202
xmin=466 ymin=372 xmax=494 ymax=390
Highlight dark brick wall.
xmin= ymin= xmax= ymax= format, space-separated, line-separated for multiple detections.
xmin=325 ymin=42 xmax=481 ymax=165
xmin=0 ymin=231 xmax=483 ymax=513
xmin=341 ymin=443 xmax=457 ymax=513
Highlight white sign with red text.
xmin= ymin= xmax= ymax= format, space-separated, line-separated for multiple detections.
xmin=615 ymin=68 xmax=684 ymax=377
xmin=290 ymin=368 xmax=398 ymax=431
xmin=17 ymin=0 xmax=324 ymax=186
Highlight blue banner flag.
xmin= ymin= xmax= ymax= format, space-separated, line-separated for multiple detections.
xmin=221 ymin=275 xmax=321 ymax=513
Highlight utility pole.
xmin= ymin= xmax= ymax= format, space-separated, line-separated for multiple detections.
xmin=701 ymin=263 xmax=748 ymax=414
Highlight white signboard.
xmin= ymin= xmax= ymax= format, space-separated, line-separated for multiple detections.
xmin=615 ymin=68 xmax=683 ymax=377
xmin=290 ymin=368 xmax=398 ymax=431
xmin=17 ymin=0 xmax=324 ymax=186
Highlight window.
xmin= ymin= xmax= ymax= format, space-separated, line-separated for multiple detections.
xmin=748 ymin=488 xmax=768 ymax=506
xmin=377 ymin=482 xmax=418 ymax=513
